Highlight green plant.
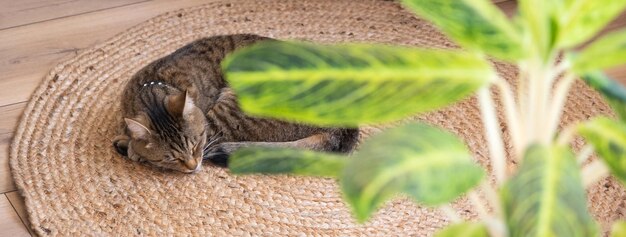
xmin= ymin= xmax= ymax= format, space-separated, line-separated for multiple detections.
xmin=221 ymin=0 xmax=626 ymax=236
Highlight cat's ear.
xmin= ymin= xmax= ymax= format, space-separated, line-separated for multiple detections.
xmin=182 ymin=90 xmax=196 ymax=118
xmin=166 ymin=90 xmax=195 ymax=118
xmin=124 ymin=118 xmax=151 ymax=140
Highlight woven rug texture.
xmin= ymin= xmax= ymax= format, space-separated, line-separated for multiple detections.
xmin=9 ymin=0 xmax=625 ymax=236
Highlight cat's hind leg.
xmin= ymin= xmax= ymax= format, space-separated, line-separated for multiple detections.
xmin=204 ymin=129 xmax=359 ymax=167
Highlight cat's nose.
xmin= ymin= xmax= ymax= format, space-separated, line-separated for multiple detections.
xmin=184 ymin=159 xmax=198 ymax=170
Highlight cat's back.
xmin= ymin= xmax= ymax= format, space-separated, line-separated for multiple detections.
xmin=121 ymin=34 xmax=272 ymax=116
xmin=180 ymin=34 xmax=273 ymax=101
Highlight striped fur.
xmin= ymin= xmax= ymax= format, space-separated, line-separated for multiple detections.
xmin=113 ymin=34 xmax=359 ymax=173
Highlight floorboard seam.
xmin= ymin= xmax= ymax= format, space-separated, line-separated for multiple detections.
xmin=4 ymin=193 xmax=31 ymax=236
xmin=0 ymin=0 xmax=151 ymax=31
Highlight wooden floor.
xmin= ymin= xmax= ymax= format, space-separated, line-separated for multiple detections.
xmin=0 ymin=0 xmax=625 ymax=235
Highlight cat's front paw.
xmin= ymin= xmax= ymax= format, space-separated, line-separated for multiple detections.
xmin=112 ymin=135 xmax=130 ymax=156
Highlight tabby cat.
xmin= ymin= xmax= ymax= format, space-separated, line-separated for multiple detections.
xmin=113 ymin=34 xmax=359 ymax=173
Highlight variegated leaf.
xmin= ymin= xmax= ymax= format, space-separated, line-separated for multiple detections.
xmin=223 ymin=41 xmax=494 ymax=126
xmin=578 ymin=117 xmax=626 ymax=185
xmin=401 ymin=0 xmax=522 ymax=61
xmin=611 ymin=221 xmax=626 ymax=237
xmin=518 ymin=0 xmax=561 ymax=59
xmin=502 ymin=144 xmax=598 ymax=237
xmin=435 ymin=222 xmax=489 ymax=237
xmin=572 ymin=30 xmax=626 ymax=73
xmin=558 ymin=0 xmax=626 ymax=48
xmin=580 ymin=72 xmax=626 ymax=121
xmin=341 ymin=123 xmax=484 ymax=222
xmin=229 ymin=147 xmax=346 ymax=178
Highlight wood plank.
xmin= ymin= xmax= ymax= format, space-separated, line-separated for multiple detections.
xmin=0 ymin=0 xmax=147 ymax=30
xmin=6 ymin=191 xmax=33 ymax=236
xmin=0 ymin=102 xmax=26 ymax=135
xmin=0 ymin=194 xmax=30 ymax=237
xmin=0 ymin=0 xmax=215 ymax=197
xmin=0 ymin=133 xmax=15 ymax=193
xmin=0 ymin=0 xmax=215 ymax=107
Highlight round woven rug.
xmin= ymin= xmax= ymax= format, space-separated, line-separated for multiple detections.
xmin=9 ymin=0 xmax=625 ymax=236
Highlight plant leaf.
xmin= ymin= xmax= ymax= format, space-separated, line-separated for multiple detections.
xmin=518 ymin=0 xmax=561 ymax=59
xmin=558 ymin=0 xmax=626 ymax=48
xmin=401 ymin=0 xmax=523 ymax=61
xmin=502 ymin=144 xmax=598 ymax=237
xmin=223 ymin=41 xmax=494 ymax=126
xmin=229 ymin=147 xmax=347 ymax=178
xmin=572 ymin=30 xmax=626 ymax=73
xmin=434 ymin=222 xmax=489 ymax=237
xmin=580 ymin=72 xmax=626 ymax=121
xmin=341 ymin=123 xmax=484 ymax=222
xmin=611 ymin=221 xmax=626 ymax=237
xmin=578 ymin=117 xmax=626 ymax=185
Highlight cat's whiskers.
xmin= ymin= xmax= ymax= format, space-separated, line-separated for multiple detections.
xmin=203 ymin=131 xmax=224 ymax=151
xmin=203 ymin=139 xmax=220 ymax=152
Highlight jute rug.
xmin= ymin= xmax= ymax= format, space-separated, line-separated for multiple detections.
xmin=9 ymin=0 xmax=625 ymax=236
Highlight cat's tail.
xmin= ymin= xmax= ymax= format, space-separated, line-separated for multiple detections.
xmin=332 ymin=128 xmax=360 ymax=153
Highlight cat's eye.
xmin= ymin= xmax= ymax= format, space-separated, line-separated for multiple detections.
xmin=193 ymin=140 xmax=205 ymax=156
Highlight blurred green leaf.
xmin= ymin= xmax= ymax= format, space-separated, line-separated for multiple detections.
xmin=502 ymin=144 xmax=598 ymax=237
xmin=223 ymin=41 xmax=493 ymax=126
xmin=434 ymin=222 xmax=489 ymax=237
xmin=341 ymin=123 xmax=484 ymax=222
xmin=229 ymin=147 xmax=346 ymax=178
xmin=572 ymin=30 xmax=626 ymax=73
xmin=611 ymin=221 xmax=626 ymax=237
xmin=578 ymin=117 xmax=626 ymax=185
xmin=580 ymin=72 xmax=626 ymax=121
xmin=518 ymin=0 xmax=562 ymax=59
xmin=401 ymin=0 xmax=523 ymax=61
xmin=558 ymin=0 xmax=626 ymax=48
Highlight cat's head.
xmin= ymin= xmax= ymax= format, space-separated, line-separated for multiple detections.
xmin=113 ymin=91 xmax=207 ymax=173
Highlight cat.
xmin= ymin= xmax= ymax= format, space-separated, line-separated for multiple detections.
xmin=113 ymin=34 xmax=359 ymax=173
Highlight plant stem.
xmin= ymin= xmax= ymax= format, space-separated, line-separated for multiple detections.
xmin=494 ymin=78 xmax=523 ymax=160
xmin=517 ymin=62 xmax=529 ymax=136
xmin=480 ymin=181 xmax=502 ymax=217
xmin=551 ymin=60 xmax=570 ymax=79
xmin=468 ymin=191 xmax=507 ymax=237
xmin=577 ymin=144 xmax=595 ymax=165
xmin=539 ymin=65 xmax=552 ymax=143
xmin=478 ymin=87 xmax=507 ymax=185
xmin=526 ymin=62 xmax=538 ymax=143
xmin=485 ymin=218 xmax=507 ymax=237
xmin=556 ymin=124 xmax=576 ymax=145
xmin=524 ymin=59 xmax=560 ymax=145
xmin=534 ymin=67 xmax=553 ymax=144
xmin=546 ymin=73 xmax=576 ymax=139
xmin=440 ymin=205 xmax=461 ymax=223
xmin=582 ymin=159 xmax=610 ymax=188
xmin=468 ymin=191 xmax=490 ymax=220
